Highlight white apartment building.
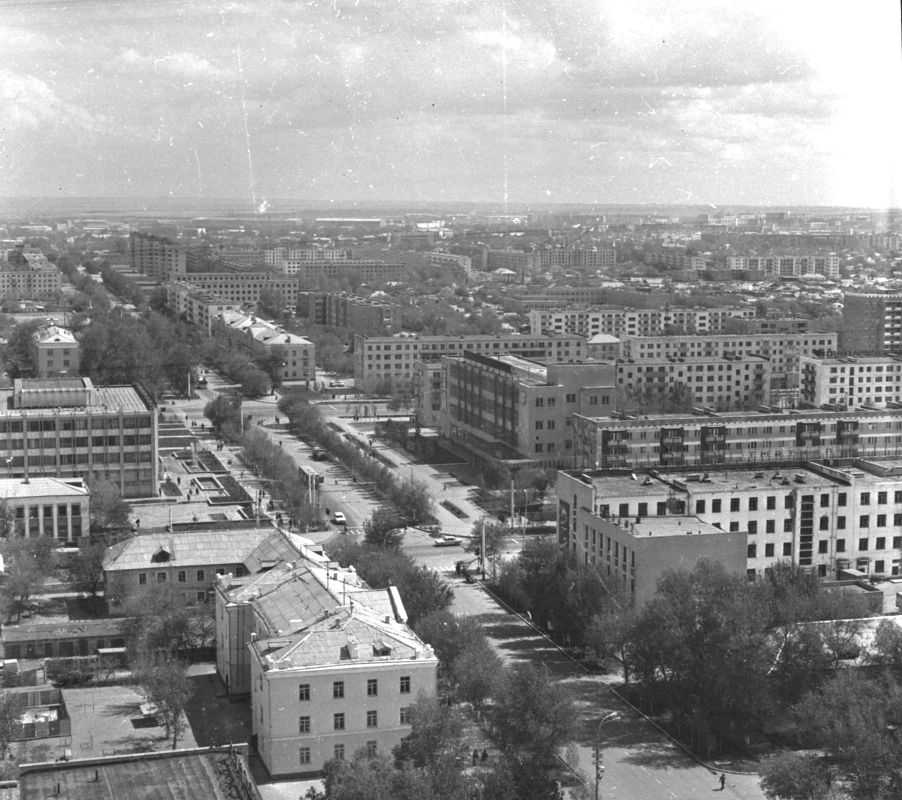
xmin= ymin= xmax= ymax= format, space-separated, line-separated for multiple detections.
xmin=529 ymin=307 xmax=754 ymax=337
xmin=800 ymin=355 xmax=902 ymax=409
xmin=725 ymin=255 xmax=840 ymax=278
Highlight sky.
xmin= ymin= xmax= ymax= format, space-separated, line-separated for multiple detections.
xmin=1 ymin=0 xmax=900 ymax=208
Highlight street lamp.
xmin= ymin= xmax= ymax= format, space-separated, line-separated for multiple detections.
xmin=593 ymin=712 xmax=620 ymax=800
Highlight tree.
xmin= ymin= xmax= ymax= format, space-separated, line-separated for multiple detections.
xmin=88 ymin=479 xmax=132 ymax=532
xmin=414 ymin=611 xmax=489 ymax=674
xmin=132 ymin=652 xmax=194 ymax=749
xmin=2 ymin=319 xmax=44 ymax=378
xmin=491 ymin=663 xmax=576 ymax=762
xmin=760 ymin=752 xmax=837 ymax=800
xmin=585 ymin=602 xmax=639 ymax=683
xmin=393 ymin=566 xmax=454 ymax=626
xmin=453 ymin=643 xmax=503 ymax=710
xmin=464 ymin=521 xmax=506 ymax=579
xmin=240 ymin=367 xmax=271 ymax=398
xmin=393 ymin=693 xmax=467 ymax=770
xmin=388 ymin=477 xmax=433 ymax=524
xmin=63 ymin=542 xmax=107 ymax=596
xmin=124 ymin=583 xmax=194 ymax=655
xmin=257 ymin=287 xmax=287 ymax=319
xmin=204 ymin=393 xmax=243 ymax=440
xmin=364 ymin=507 xmax=405 ymax=549
xmin=0 ymin=537 xmax=55 ymax=622
xmin=257 ymin=345 xmax=288 ymax=390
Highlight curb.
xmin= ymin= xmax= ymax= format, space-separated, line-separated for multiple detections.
xmin=607 ymin=687 xmax=759 ymax=777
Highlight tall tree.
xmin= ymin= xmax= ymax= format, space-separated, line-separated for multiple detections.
xmin=363 ymin=507 xmax=405 ymax=549
xmin=88 ymin=479 xmax=132 ymax=532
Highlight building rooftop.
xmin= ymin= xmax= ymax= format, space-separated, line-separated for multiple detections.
xmin=127 ymin=502 xmax=247 ymax=530
xmin=0 ymin=477 xmax=88 ymax=501
xmin=103 ymin=527 xmax=285 ymax=573
xmin=33 ymin=326 xmax=76 ymax=345
xmin=622 ymin=515 xmax=728 ymax=538
xmin=2 ymin=618 xmax=128 ymax=644
xmin=3 ymin=381 xmax=151 ymax=415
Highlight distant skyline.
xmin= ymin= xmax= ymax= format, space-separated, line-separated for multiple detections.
xmin=2 ymin=1 xmax=900 ymax=209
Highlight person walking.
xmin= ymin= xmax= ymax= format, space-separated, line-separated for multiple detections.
xmin=472 ymin=749 xmax=478 ymax=766
xmin=719 ymin=773 xmax=726 ymax=791
xmin=481 ymin=749 xmax=488 ymax=763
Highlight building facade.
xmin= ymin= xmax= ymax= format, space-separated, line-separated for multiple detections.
xmin=841 ymin=292 xmax=902 ymax=353
xmin=441 ymin=353 xmax=617 ymax=468
xmin=528 ymin=306 xmax=754 ymax=337
xmin=725 ymin=255 xmax=840 ymax=278
xmin=0 ymin=477 xmax=89 ymax=542
xmin=354 ymin=332 xmax=588 ymax=384
xmin=32 ymin=326 xmax=79 ymax=378
xmin=129 ymin=232 xmax=187 ymax=281
xmin=298 ymin=291 xmax=394 ymax=334
xmin=800 ymin=355 xmax=902 ymax=409
xmin=176 ymin=273 xmax=300 ymax=306
xmin=1 ymin=248 xmax=62 ymax=300
xmin=0 ymin=379 xmax=157 ymax=498
xmin=165 ymin=282 xmax=241 ymax=336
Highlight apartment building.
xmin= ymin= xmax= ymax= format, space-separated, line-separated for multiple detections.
xmin=298 ymin=291 xmax=394 ymax=334
xmin=354 ymin=332 xmax=587 ymax=384
xmin=425 ymin=252 xmax=472 ymax=277
xmin=0 ymin=378 xmax=157 ymax=498
xmin=32 ymin=325 xmax=79 ymax=378
xmin=412 ymin=361 xmax=443 ymax=428
xmin=212 ymin=312 xmax=315 ymax=383
xmin=621 ymin=332 xmax=837 ymax=390
xmin=215 ymin=561 xmax=437 ymax=777
xmin=800 ymin=355 xmax=902 ymax=408
xmin=645 ymin=250 xmax=709 ymax=270
xmin=441 ymin=353 xmax=616 ymax=468
xmin=176 ymin=273 xmax=300 ymax=306
xmin=529 ymin=306 xmax=754 ymax=337
xmin=128 ymin=232 xmax=187 ymax=281
xmin=842 ymin=292 xmax=902 ymax=353
xmin=725 ymin=254 xmax=840 ymax=278
xmin=0 ymin=477 xmax=89 ymax=542
xmin=571 ymin=407 xmax=902 ymax=472
xmin=616 ymin=354 xmax=772 ymax=409
xmin=282 ymin=260 xmax=403 ymax=282
xmin=560 ymin=459 xmax=902 ymax=605
xmin=165 ymin=282 xmax=241 ymax=336
xmin=1 ymin=248 xmax=62 ymax=300
xmin=266 ymin=249 xmax=355 ymax=267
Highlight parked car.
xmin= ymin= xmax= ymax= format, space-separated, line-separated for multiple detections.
xmin=433 ymin=535 xmax=461 ymax=547
xmin=333 ymin=512 xmax=347 ymax=525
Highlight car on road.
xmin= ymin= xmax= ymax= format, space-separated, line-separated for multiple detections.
xmin=328 ymin=381 xmax=346 ymax=388
xmin=433 ymin=535 xmax=461 ymax=547
xmin=311 ymin=448 xmax=328 ymax=460
xmin=333 ymin=512 xmax=347 ymax=525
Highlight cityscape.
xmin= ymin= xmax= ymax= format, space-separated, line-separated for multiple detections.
xmin=2 ymin=2 xmax=902 ymax=800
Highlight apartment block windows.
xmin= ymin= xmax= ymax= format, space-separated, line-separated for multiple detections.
xmin=334 ymin=745 xmax=345 ymax=761
xmin=367 ymin=679 xmax=378 ymax=697
xmin=334 ymin=713 xmax=345 ymax=731
xmin=400 ymin=676 xmax=411 ymax=694
xmin=333 ymin=681 xmax=344 ymax=699
xmin=367 ymin=710 xmax=378 ymax=728
xmin=299 ymin=748 xmax=311 ymax=765
xmin=298 ymin=716 xmax=310 ymax=733
xmin=298 ymin=684 xmax=310 ymax=701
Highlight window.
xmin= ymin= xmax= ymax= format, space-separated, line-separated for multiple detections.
xmin=400 ymin=707 xmax=411 ymax=725
xmin=730 ymin=498 xmax=740 ymax=512
xmin=837 ymin=539 xmax=846 ymax=553
xmin=138 ymin=573 xmax=147 ymax=585
xmin=157 ymin=572 xmax=167 ymax=583
xmin=784 ymin=519 xmax=793 ymax=532
xmin=861 ymin=492 xmax=871 ymax=505
xmin=879 ymin=491 xmax=888 ymax=505
xmin=748 ymin=497 xmax=759 ymax=511
xmin=838 ymin=493 xmax=847 ymax=507
xmin=334 ymin=713 xmax=345 ymax=731
xmin=784 ymin=496 xmax=794 ymax=509
xmin=860 ymin=515 xmax=870 ymax=528
xmin=820 ymin=494 xmax=830 ymax=508
xmin=299 ymin=716 xmax=310 ymax=733
xmin=712 ymin=499 xmax=722 ymax=513
xmin=783 ymin=543 xmax=792 ymax=556
xmin=367 ymin=710 xmax=378 ymax=728
xmin=196 ymin=570 xmax=205 ymax=582
xmin=766 ymin=520 xmax=775 ymax=534
xmin=818 ymin=540 xmax=828 ymax=554
xmin=766 ymin=496 xmax=776 ymax=510
xmin=878 ymin=515 xmax=887 ymax=527
xmin=747 ymin=544 xmax=757 ymax=558
xmin=535 ymin=398 xmax=544 ymax=407
xmin=299 ymin=684 xmax=310 ymax=701
xmin=837 ymin=516 xmax=847 ymax=530
xmin=859 ymin=538 xmax=869 ymax=551
xmin=730 ymin=521 xmax=740 ymax=532
xmin=877 ymin=537 xmax=886 ymax=550
xmin=765 ymin=543 xmax=775 ymax=557
xmin=367 ymin=679 xmax=378 ymax=697
xmin=177 ymin=571 xmax=186 ymax=583
xmin=695 ymin=500 xmax=706 ymax=514
xmin=748 ymin=521 xmax=758 ymax=534
xmin=299 ymin=747 xmax=311 ymax=765
xmin=400 ymin=676 xmax=411 ymax=694
xmin=334 ymin=744 xmax=345 ymax=761
xmin=366 ymin=741 xmax=377 ymax=757
xmin=333 ymin=682 xmax=344 ymax=699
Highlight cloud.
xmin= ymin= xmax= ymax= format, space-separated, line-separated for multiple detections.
xmin=0 ymin=69 xmax=106 ymax=133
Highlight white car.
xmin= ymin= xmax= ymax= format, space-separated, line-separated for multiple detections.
xmin=433 ymin=535 xmax=461 ymax=548
xmin=333 ymin=512 xmax=347 ymax=525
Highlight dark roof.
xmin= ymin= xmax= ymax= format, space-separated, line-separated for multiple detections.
xmin=2 ymin=619 xmax=128 ymax=644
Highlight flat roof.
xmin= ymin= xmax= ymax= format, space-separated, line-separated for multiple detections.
xmin=0 ymin=385 xmax=151 ymax=416
xmin=0 ymin=477 xmax=88 ymax=500
xmin=630 ymin=516 xmax=727 ymax=538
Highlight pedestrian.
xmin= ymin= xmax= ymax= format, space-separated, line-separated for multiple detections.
xmin=472 ymin=749 xmax=478 ymax=766
xmin=481 ymin=750 xmax=487 ymax=763
xmin=719 ymin=773 xmax=726 ymax=791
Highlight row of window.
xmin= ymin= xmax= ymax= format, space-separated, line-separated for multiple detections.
xmin=0 ymin=418 xmax=151 ymax=433
xmin=138 ymin=568 xmax=226 ymax=585
xmin=298 ymin=676 xmax=410 ymax=701
xmin=298 ymin=707 xmax=410 ymax=735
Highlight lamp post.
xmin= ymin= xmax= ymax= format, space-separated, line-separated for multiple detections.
xmin=593 ymin=712 xmax=620 ymax=800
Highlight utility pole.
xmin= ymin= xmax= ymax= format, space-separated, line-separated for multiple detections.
xmin=481 ymin=517 xmax=486 ymax=580
xmin=594 ymin=712 xmax=620 ymax=800
xmin=510 ymin=478 xmax=515 ymax=533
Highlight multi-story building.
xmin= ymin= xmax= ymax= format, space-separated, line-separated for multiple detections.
xmin=212 ymin=312 xmax=315 ymax=383
xmin=800 ymin=355 xmax=902 ymax=408
xmin=0 ymin=476 xmax=89 ymax=542
xmin=412 ymin=361 xmax=443 ymax=428
xmin=313 ymin=218 xmax=385 ymax=230
xmin=175 ymin=273 xmax=300 ymax=306
xmin=32 ymin=325 xmax=79 ymax=378
xmin=1 ymin=247 xmax=62 ymax=300
xmin=425 ymin=252 xmax=472 ymax=277
xmin=725 ymin=254 xmax=840 ymax=278
xmin=215 ymin=561 xmax=437 ymax=777
xmin=560 ymin=459 xmax=902 ymax=605
xmin=841 ymin=292 xmax=902 ymax=353
xmin=0 ymin=378 xmax=157 ymax=498
xmin=621 ymin=332 xmax=837 ymax=391
xmin=616 ymin=354 xmax=772 ymax=409
xmin=104 ymin=526 xmax=301 ymax=606
xmin=298 ymin=291 xmax=394 ymax=334
xmin=165 ymin=282 xmax=241 ymax=336
xmin=441 ymin=353 xmax=616 ymax=468
xmin=128 ymin=232 xmax=187 ymax=281
xmin=390 ymin=231 xmax=435 ymax=248
xmin=587 ymin=334 xmax=621 ymax=360
xmin=354 ymin=332 xmax=588 ymax=385
xmin=529 ymin=306 xmax=754 ymax=337
xmin=570 ymin=406 xmax=902 ymax=472
xmin=645 ymin=250 xmax=709 ymax=270
xmin=266 ymin=248 xmax=356 ymax=267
